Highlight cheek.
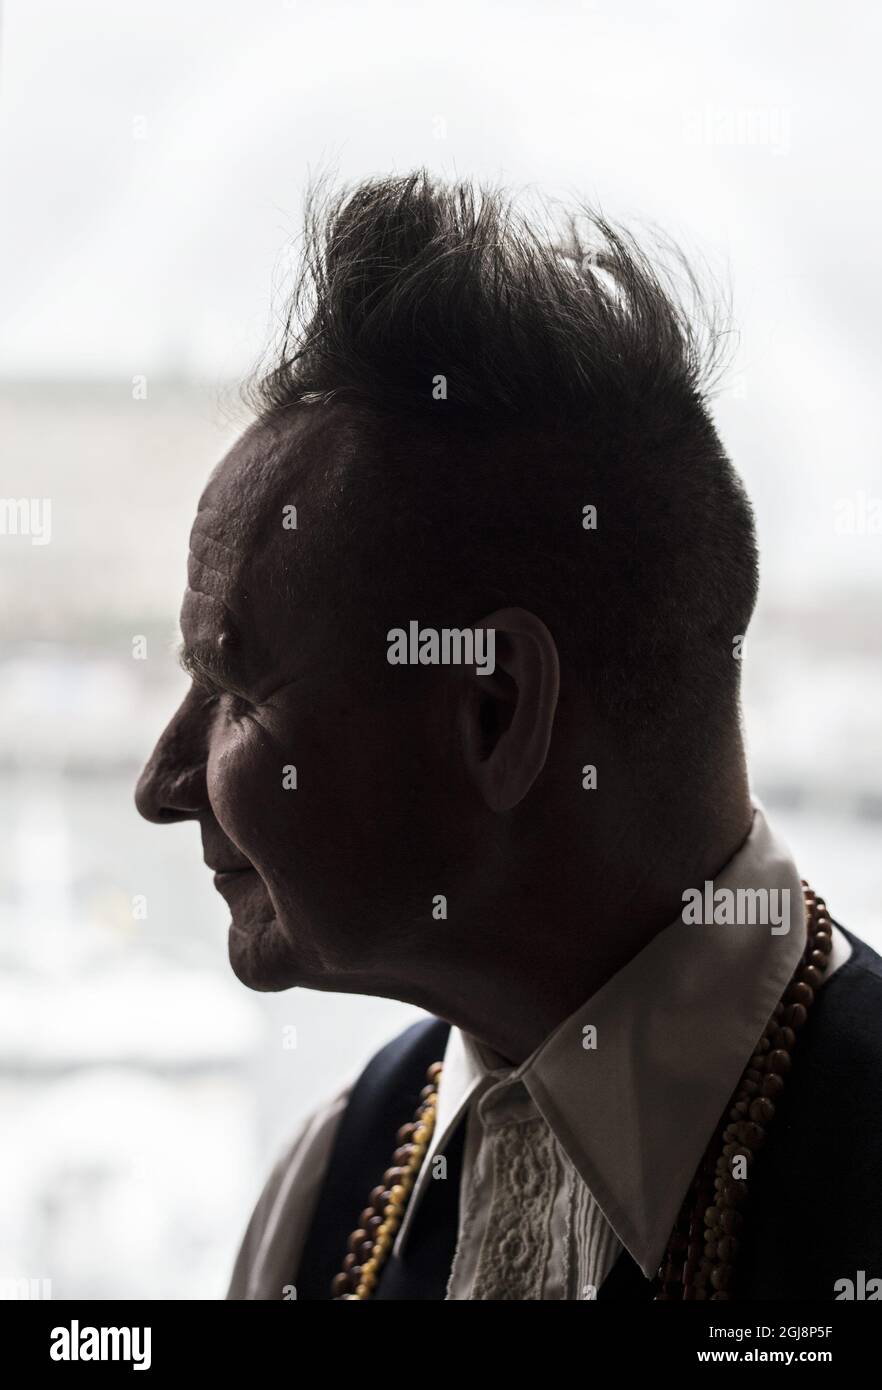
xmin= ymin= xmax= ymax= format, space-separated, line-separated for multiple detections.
xmin=205 ymin=716 xmax=280 ymax=855
xmin=204 ymin=707 xmax=361 ymax=885
xmin=206 ymin=690 xmax=468 ymax=921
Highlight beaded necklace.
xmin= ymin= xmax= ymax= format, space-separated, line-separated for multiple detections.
xmin=333 ymin=882 xmax=829 ymax=1300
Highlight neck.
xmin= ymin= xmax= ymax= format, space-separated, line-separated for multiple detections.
xmin=405 ymin=782 xmax=754 ymax=1065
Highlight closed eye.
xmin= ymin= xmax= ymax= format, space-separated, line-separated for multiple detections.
xmin=177 ymin=642 xmax=254 ymax=717
xmin=222 ymin=692 xmax=253 ymax=721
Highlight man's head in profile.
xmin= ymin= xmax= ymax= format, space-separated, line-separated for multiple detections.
xmin=135 ymin=172 xmax=758 ymax=1063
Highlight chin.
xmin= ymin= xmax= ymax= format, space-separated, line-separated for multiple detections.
xmin=219 ymin=870 xmax=304 ymax=991
xmin=227 ymin=915 xmax=306 ymax=991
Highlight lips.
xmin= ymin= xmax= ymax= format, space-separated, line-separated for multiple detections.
xmin=202 ymin=834 xmax=255 ymax=890
xmin=213 ymin=867 xmax=254 ymax=886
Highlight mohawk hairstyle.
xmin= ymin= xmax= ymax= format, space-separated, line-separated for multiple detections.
xmin=247 ymin=172 xmax=758 ymax=775
xmin=250 ymin=172 xmax=730 ymax=424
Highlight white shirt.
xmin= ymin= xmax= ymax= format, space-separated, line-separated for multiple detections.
xmin=227 ymin=804 xmax=850 ymax=1300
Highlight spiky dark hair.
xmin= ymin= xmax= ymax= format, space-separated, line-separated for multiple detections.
xmin=252 ymin=172 xmax=730 ymax=423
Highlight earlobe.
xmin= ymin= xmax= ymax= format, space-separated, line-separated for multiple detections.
xmin=460 ymin=609 xmax=560 ymax=812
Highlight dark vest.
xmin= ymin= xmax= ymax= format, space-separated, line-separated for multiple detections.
xmin=296 ymin=927 xmax=882 ymax=1300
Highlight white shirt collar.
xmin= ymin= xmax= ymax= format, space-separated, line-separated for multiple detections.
xmin=397 ymin=802 xmax=811 ymax=1275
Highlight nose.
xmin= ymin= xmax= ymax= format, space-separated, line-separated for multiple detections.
xmin=135 ymin=686 xmax=210 ymax=824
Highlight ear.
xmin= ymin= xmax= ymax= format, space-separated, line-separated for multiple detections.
xmin=459 ymin=608 xmax=560 ymax=812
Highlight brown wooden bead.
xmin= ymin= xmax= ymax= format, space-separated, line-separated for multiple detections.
xmin=717 ymin=1235 xmax=739 ymax=1261
xmin=808 ymin=949 xmax=828 ymax=970
xmin=382 ymin=1166 xmax=406 ymax=1186
xmin=783 ymin=1002 xmax=808 ymax=1029
xmin=331 ymin=1272 xmax=351 ymax=1297
xmin=419 ymin=1084 xmax=435 ymax=1100
xmin=771 ymin=1026 xmax=795 ymax=1051
xmin=787 ymin=981 xmax=814 ymax=1008
xmin=393 ymin=1144 xmax=415 ymax=1165
xmin=396 ymin=1123 xmax=416 ymax=1144
xmin=740 ymin=1121 xmax=766 ymax=1148
xmin=749 ymin=1097 xmax=775 ymax=1125
xmin=800 ymin=965 xmax=823 ymax=989
xmin=710 ymin=1264 xmax=732 ymax=1291
xmin=813 ymin=934 xmax=832 ymax=955
xmin=723 ymin=1142 xmax=749 ymax=1163
xmin=766 ymin=1049 xmax=791 ymax=1076
xmin=427 ymin=1062 xmax=444 ymax=1081
xmin=358 ymin=1240 xmax=374 ymax=1263
xmin=348 ymin=1228 xmax=367 ymax=1254
xmin=369 ymin=1186 xmax=386 ymax=1208
xmin=761 ymin=1072 xmax=785 ymax=1099
xmin=359 ymin=1207 xmax=376 ymax=1228
xmin=343 ymin=1253 xmax=356 ymax=1272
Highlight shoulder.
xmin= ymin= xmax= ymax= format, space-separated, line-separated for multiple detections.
xmin=804 ymin=926 xmax=882 ymax=1077
xmin=226 ymin=1084 xmax=350 ymax=1299
xmin=226 ymin=1015 xmax=449 ymax=1300
xmin=776 ymin=926 xmax=882 ymax=1152
xmin=742 ymin=926 xmax=882 ymax=1297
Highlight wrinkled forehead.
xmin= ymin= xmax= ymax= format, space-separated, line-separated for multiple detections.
xmin=182 ymin=408 xmax=347 ymax=661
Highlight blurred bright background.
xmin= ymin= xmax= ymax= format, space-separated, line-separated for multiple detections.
xmin=0 ymin=0 xmax=880 ymax=1299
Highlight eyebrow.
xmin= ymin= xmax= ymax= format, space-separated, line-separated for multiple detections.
xmin=177 ymin=640 xmax=251 ymax=699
